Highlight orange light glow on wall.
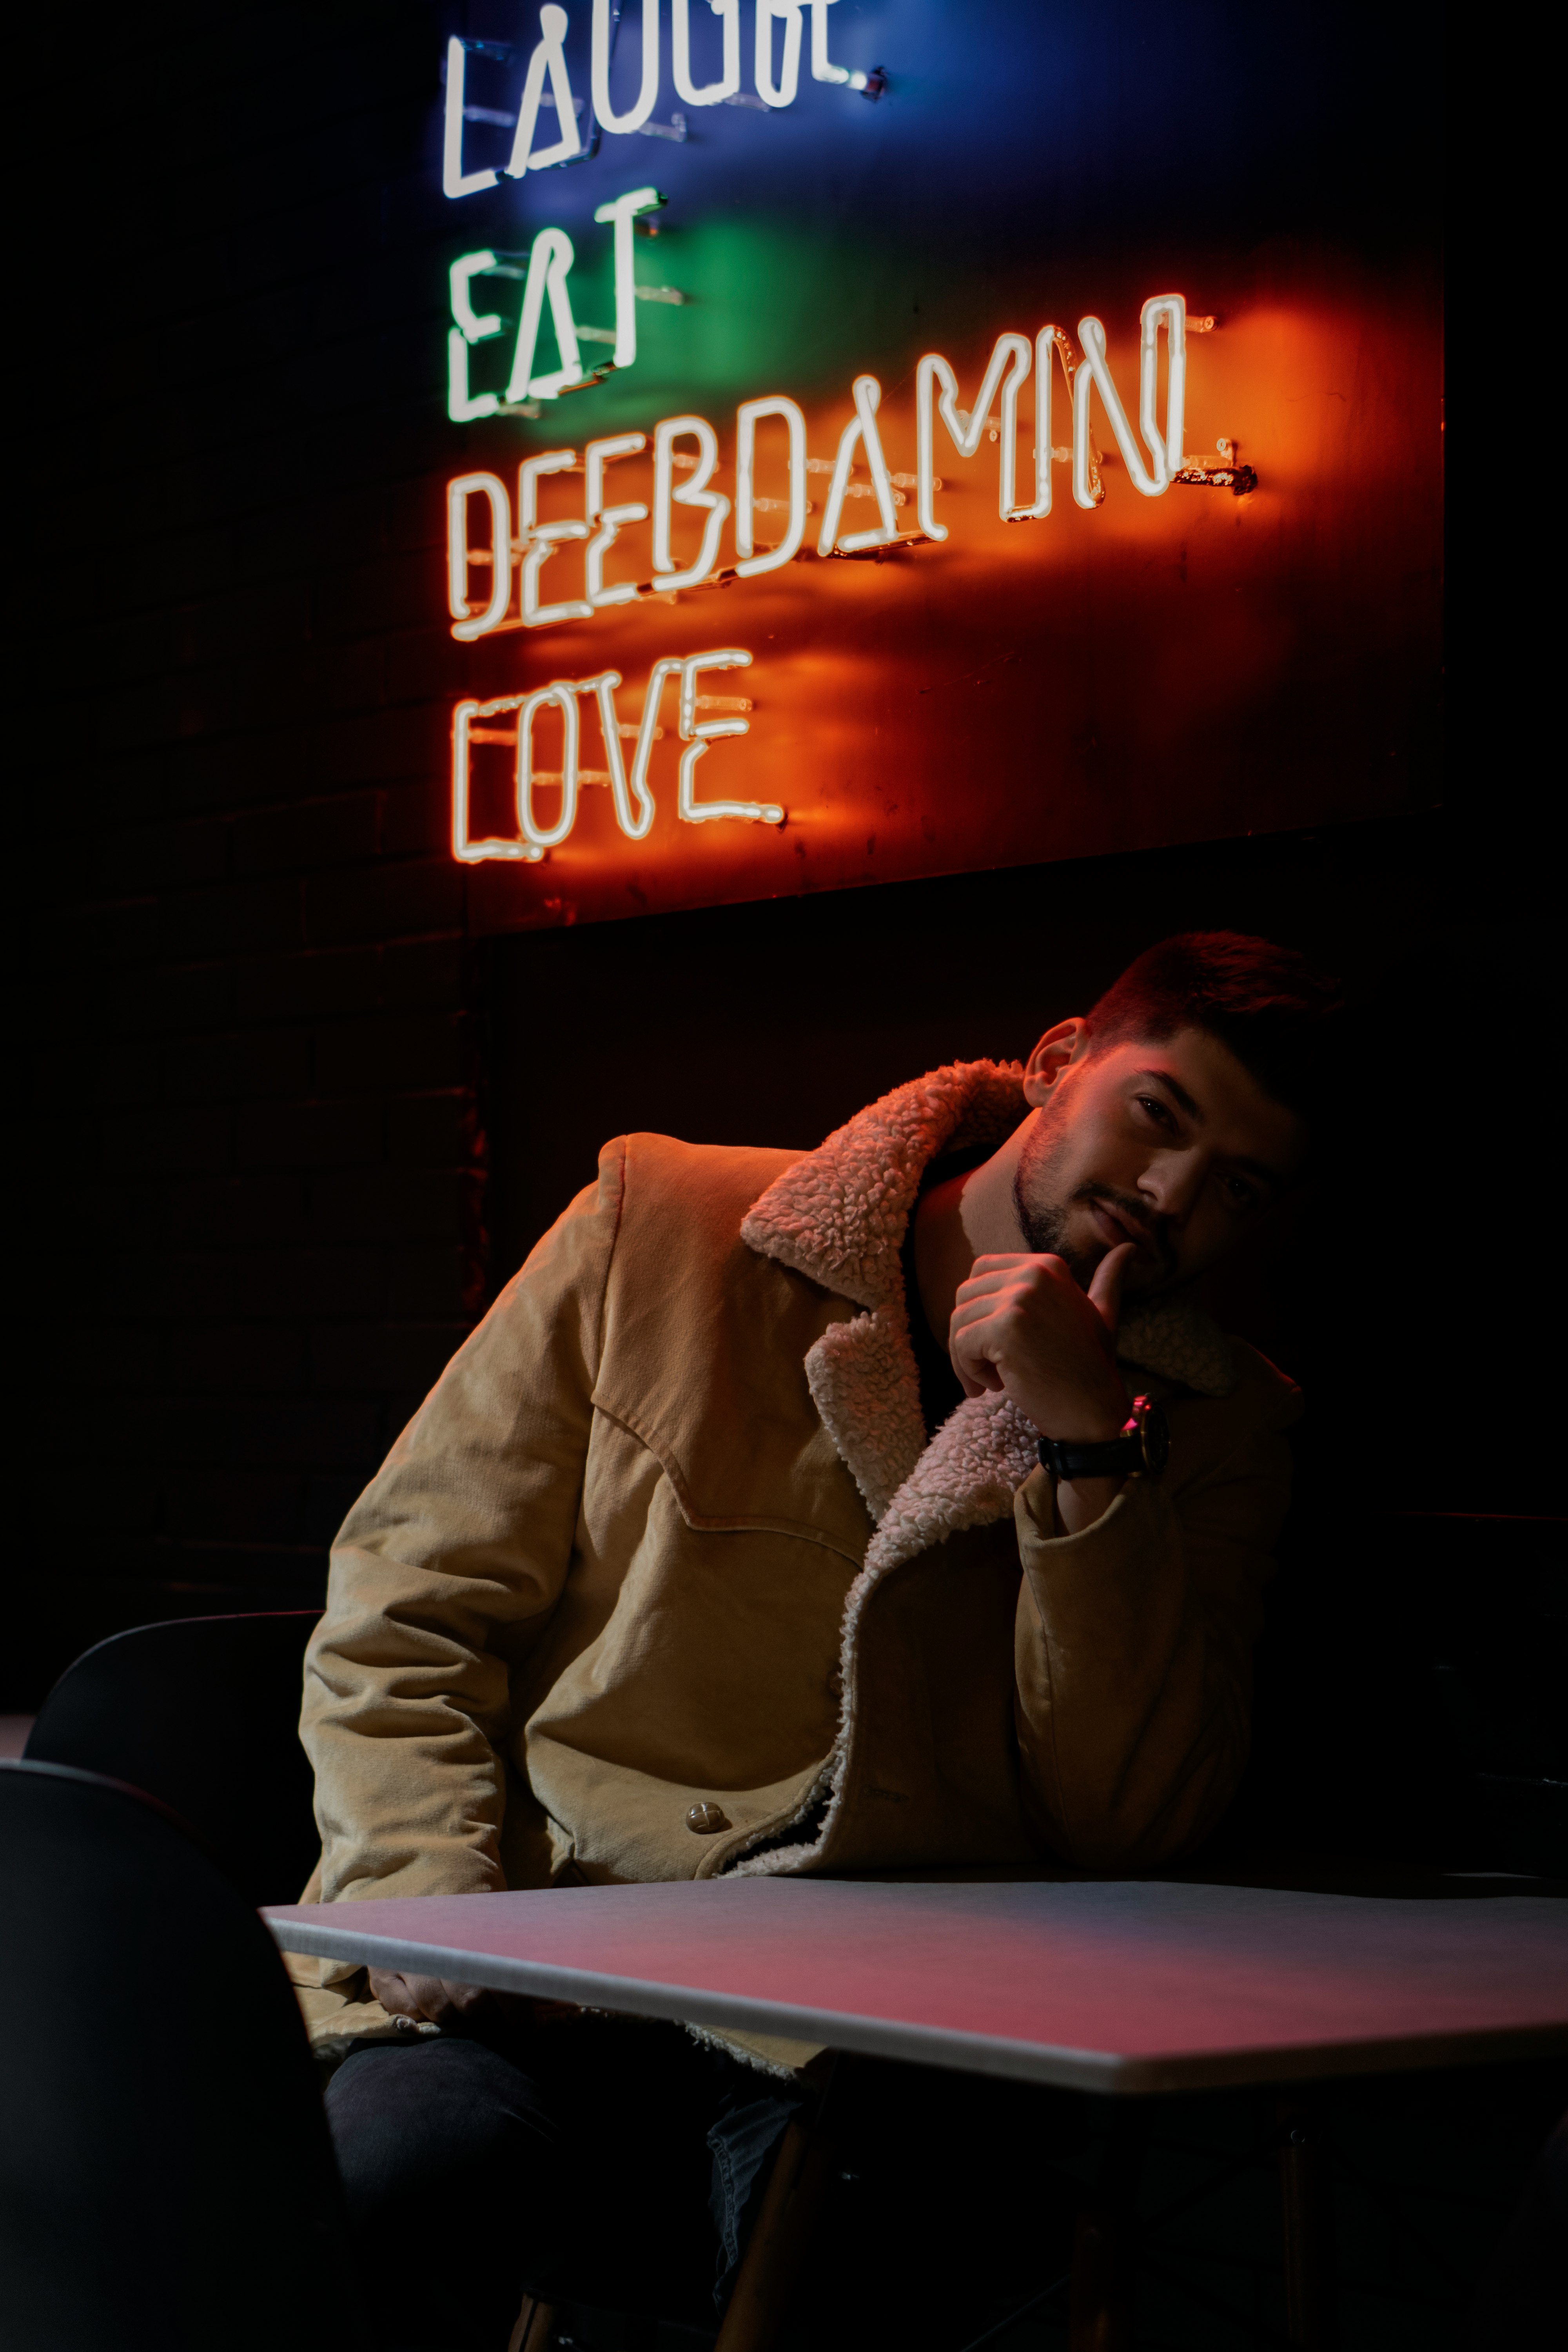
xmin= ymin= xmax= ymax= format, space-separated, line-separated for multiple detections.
xmin=434 ymin=8 xmax=1441 ymax=933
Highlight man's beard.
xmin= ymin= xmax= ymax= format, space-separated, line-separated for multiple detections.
xmin=1013 ymin=1108 xmax=1176 ymax=1290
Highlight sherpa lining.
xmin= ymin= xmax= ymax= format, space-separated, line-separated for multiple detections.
xmin=727 ymin=1060 xmax=1238 ymax=1880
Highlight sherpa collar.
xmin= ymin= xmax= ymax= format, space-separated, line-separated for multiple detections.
xmin=729 ymin=1061 xmax=1238 ymax=1884
xmin=740 ymin=1060 xmax=1235 ymax=1523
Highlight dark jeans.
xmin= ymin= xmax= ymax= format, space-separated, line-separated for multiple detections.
xmin=324 ymin=2013 xmax=801 ymax=2352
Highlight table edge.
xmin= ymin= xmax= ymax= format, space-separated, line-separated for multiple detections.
xmin=266 ymin=1915 xmax=1568 ymax=2095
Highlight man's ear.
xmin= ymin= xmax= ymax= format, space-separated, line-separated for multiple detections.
xmin=1022 ymin=1017 xmax=1089 ymax=1107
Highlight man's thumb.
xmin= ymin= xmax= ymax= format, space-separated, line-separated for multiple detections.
xmin=1087 ymin=1241 xmax=1136 ymax=1343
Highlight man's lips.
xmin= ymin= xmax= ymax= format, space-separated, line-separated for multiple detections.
xmin=1087 ymin=1198 xmax=1158 ymax=1255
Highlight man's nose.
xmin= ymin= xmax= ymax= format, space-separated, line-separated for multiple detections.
xmin=1142 ymin=1150 xmax=1206 ymax=1223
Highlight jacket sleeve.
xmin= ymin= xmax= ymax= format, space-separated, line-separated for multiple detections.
xmin=1010 ymin=1402 xmax=1294 ymax=1868
xmin=301 ymin=1145 xmax=624 ymax=1907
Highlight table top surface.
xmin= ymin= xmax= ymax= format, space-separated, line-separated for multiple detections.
xmin=265 ymin=1875 xmax=1568 ymax=2094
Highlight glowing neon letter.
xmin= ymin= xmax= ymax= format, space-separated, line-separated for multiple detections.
xmin=734 ymin=396 xmax=807 ymax=576
xmin=653 ymin=416 xmax=731 ymax=589
xmin=809 ymin=0 xmax=853 ymax=84
xmin=677 ymin=650 xmax=782 ymax=824
xmin=448 ymin=474 xmax=514 ymax=639
xmin=516 ymin=682 xmax=583 ymax=855
xmin=519 ymin=449 xmax=592 ymax=626
xmin=915 ymin=334 xmax=1034 ymax=537
xmin=1139 ymin=294 xmax=1187 ymax=483
xmin=817 ymin=376 xmax=901 ymax=554
xmin=448 ymin=252 xmax=505 ymax=423
xmin=443 ymin=40 xmax=501 ymax=199
xmin=583 ymin=663 xmax=675 ymax=839
xmin=585 ymin=433 xmax=649 ymax=609
xmin=755 ymin=1 xmax=804 ymax=106
xmin=592 ymin=185 xmax=666 ymax=369
xmin=506 ymin=228 xmax=586 ymax=402
xmin=1071 ymin=296 xmax=1187 ymax=509
xmin=593 ymin=0 xmax=661 ymax=134
xmin=673 ymin=0 xmax=740 ymax=103
xmin=505 ymin=5 xmax=583 ymax=176
xmin=452 ymin=696 xmax=533 ymax=862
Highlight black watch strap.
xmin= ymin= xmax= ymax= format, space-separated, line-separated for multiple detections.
xmin=1038 ymin=1396 xmax=1169 ymax=1483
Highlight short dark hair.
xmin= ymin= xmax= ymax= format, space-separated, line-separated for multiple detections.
xmin=1084 ymin=932 xmax=1345 ymax=1125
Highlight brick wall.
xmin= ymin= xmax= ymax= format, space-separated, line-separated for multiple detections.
xmin=16 ymin=2 xmax=472 ymax=1698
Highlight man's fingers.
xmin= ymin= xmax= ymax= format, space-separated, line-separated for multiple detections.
xmin=369 ymin=1969 xmax=436 ymax=2019
xmin=1086 ymin=1241 xmax=1136 ymax=1342
xmin=954 ymin=1256 xmax=1073 ymax=1310
xmin=438 ymin=1979 xmax=492 ymax=2013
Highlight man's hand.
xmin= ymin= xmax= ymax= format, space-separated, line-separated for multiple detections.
xmin=948 ymin=1241 xmax=1135 ymax=1443
xmin=368 ymin=1968 xmax=579 ymax=2034
xmin=368 ymin=1969 xmax=499 ymax=2027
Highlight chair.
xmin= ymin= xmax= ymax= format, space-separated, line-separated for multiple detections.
xmin=24 ymin=1609 xmax=321 ymax=1904
xmin=0 ymin=1759 xmax=365 ymax=2352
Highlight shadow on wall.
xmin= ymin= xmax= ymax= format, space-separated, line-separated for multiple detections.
xmin=481 ymin=808 xmax=1550 ymax=1522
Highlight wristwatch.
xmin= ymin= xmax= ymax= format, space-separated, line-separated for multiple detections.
xmin=1037 ymin=1395 xmax=1169 ymax=1483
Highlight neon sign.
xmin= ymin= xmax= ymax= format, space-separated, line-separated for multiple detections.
xmin=452 ymin=646 xmax=779 ymax=863
xmin=448 ymin=299 xmax=1221 ymax=641
xmin=431 ymin=5 xmax=1438 ymax=920
xmin=446 ymin=296 xmax=1251 ymax=865
xmin=443 ymin=1 xmax=879 ymax=205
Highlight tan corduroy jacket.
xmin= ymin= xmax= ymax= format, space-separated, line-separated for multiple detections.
xmin=293 ymin=1063 xmax=1301 ymax=2048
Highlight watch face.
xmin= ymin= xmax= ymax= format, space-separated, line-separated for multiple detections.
xmin=1136 ymin=1399 xmax=1171 ymax=1477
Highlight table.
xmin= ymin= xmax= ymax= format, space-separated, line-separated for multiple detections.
xmin=267 ymin=1878 xmax=1567 ymax=2350
xmin=264 ymin=1875 xmax=1568 ymax=2094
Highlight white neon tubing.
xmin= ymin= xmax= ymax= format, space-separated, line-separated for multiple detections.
xmin=592 ymin=186 xmax=665 ymax=369
xmin=450 ymin=252 xmax=504 ymax=343
xmin=1013 ymin=325 xmax=1058 ymax=518
xmin=505 ymin=5 xmax=583 ymax=176
xmin=518 ymin=450 xmax=590 ymax=626
xmin=448 ymin=252 xmax=505 ymax=425
xmin=447 ymin=474 xmax=513 ymax=639
xmin=817 ymin=376 xmax=900 ymax=555
xmin=506 ymin=229 xmax=584 ymax=403
xmin=592 ymin=0 xmax=661 ymax=134
xmin=652 ymin=416 xmax=731 ymax=588
xmin=448 ymin=330 xmax=500 ymax=424
xmin=519 ymin=448 xmax=577 ymax=534
xmin=809 ymin=0 xmax=849 ymax=82
xmin=516 ymin=682 xmax=582 ymax=853
xmin=1139 ymin=294 xmax=1187 ymax=480
xmin=578 ymin=666 xmax=666 ymax=839
xmin=1073 ymin=315 xmax=1166 ymax=509
xmin=673 ymin=0 xmax=740 ymax=102
xmin=452 ymin=696 xmax=534 ymax=862
xmin=677 ymin=650 xmax=782 ymax=824
xmin=522 ymin=521 xmax=591 ymax=624
xmin=634 ymin=656 xmax=686 ymax=830
xmin=585 ymin=432 xmax=649 ymax=609
xmin=755 ymin=1 xmax=804 ymax=106
xmin=913 ymin=334 xmax=1033 ymax=538
xmin=734 ymin=396 xmax=807 ymax=575
xmin=443 ymin=40 xmax=500 ymax=198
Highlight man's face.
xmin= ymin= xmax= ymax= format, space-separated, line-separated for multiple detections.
xmin=1013 ymin=1025 xmax=1307 ymax=1296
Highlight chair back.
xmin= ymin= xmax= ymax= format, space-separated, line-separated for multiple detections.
xmin=0 ymin=1759 xmax=363 ymax=2352
xmin=24 ymin=1610 xmax=321 ymax=1904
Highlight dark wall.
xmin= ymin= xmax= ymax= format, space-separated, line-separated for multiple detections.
xmin=11 ymin=4 xmax=1479 ymax=1714
xmin=15 ymin=5 xmax=469 ymax=1702
xmin=481 ymin=811 xmax=1552 ymax=1530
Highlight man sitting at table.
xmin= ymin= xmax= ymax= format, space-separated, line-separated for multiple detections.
xmin=297 ymin=931 xmax=1340 ymax=2348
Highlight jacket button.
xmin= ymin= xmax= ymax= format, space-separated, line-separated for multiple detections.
xmin=686 ymin=1802 xmax=731 ymax=1834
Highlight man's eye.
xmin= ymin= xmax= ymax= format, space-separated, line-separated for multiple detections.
xmin=1136 ymin=1095 xmax=1173 ymax=1126
xmin=1223 ymin=1177 xmax=1258 ymax=1210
